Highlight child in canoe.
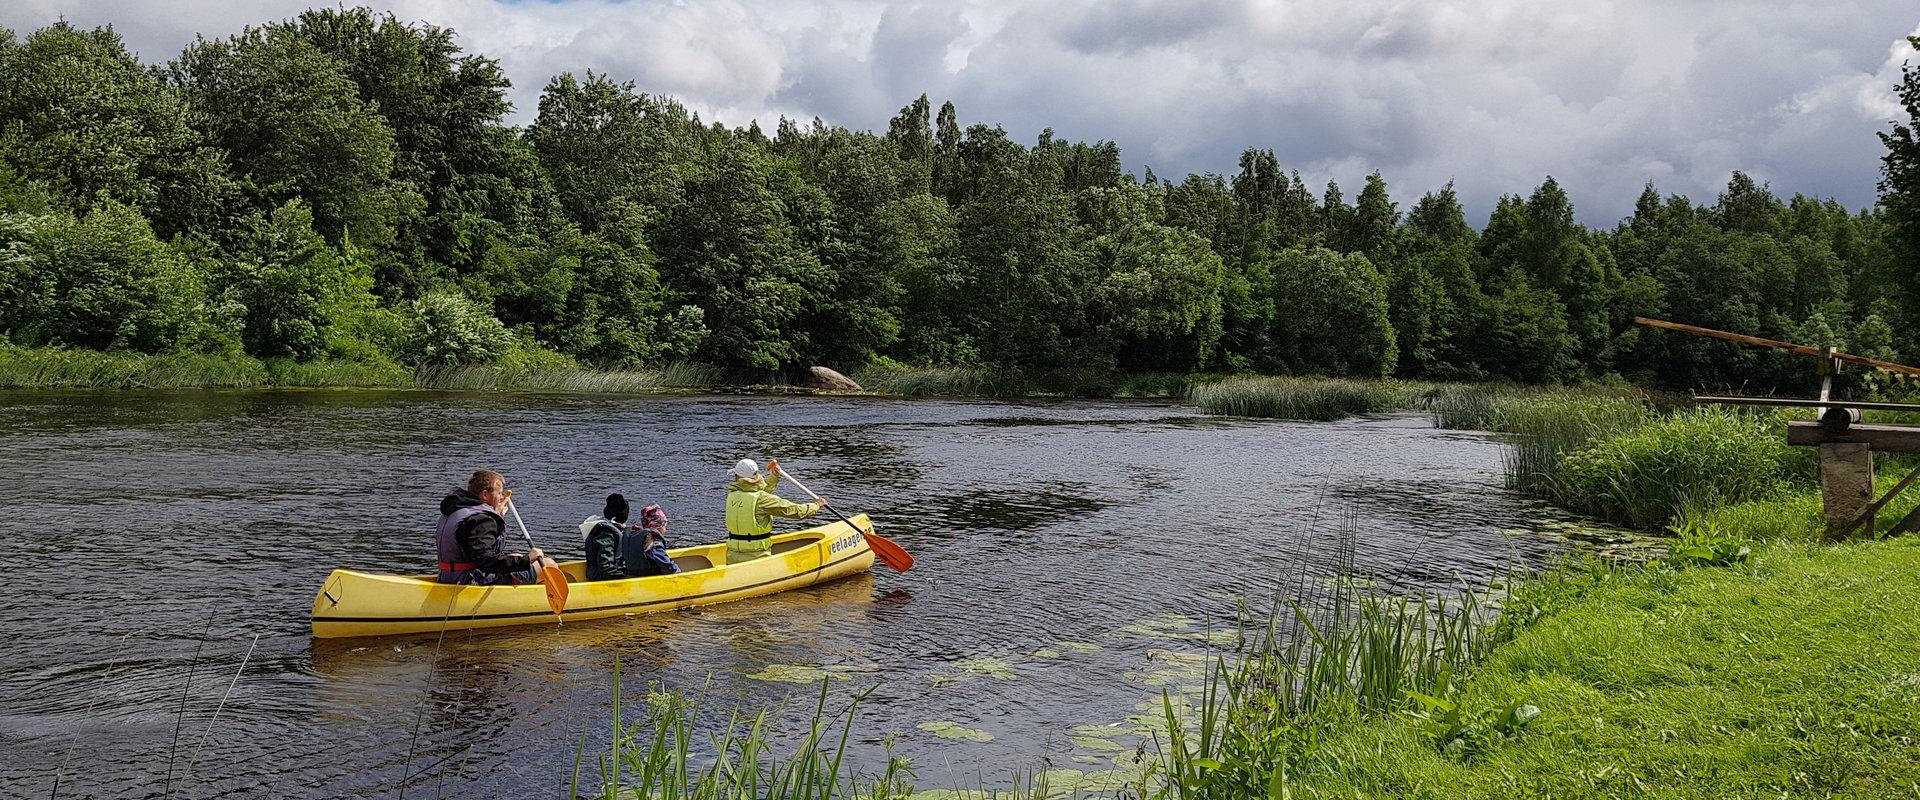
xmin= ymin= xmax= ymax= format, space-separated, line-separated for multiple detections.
xmin=580 ymin=494 xmax=679 ymax=580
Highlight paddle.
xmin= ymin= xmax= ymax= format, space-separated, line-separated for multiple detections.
xmin=771 ymin=462 xmax=913 ymax=572
xmin=502 ymin=490 xmax=570 ymax=618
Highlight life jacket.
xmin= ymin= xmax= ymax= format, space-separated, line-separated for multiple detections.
xmin=436 ymin=503 xmax=501 ymax=584
xmin=725 ymin=483 xmax=774 ymax=556
xmin=621 ymin=525 xmax=679 ymax=576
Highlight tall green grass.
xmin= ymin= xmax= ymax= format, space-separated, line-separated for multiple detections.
xmin=1557 ymin=408 xmax=1796 ymax=530
xmin=0 ymin=346 xmax=270 ymax=388
xmin=851 ymin=365 xmax=1193 ymax=398
xmin=1489 ymin=395 xmax=1655 ymax=498
xmin=1186 ymin=376 xmax=1414 ymax=421
xmin=586 ymin=671 xmax=919 ymax=800
xmin=417 ymin=363 xmax=726 ymax=392
xmin=1145 ymin=517 xmax=1513 ymax=799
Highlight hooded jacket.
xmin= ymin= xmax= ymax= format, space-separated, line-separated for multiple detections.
xmin=579 ymin=515 xmax=628 ymax=581
xmin=436 ymin=488 xmax=529 ymax=584
xmin=724 ymin=473 xmax=820 ymax=556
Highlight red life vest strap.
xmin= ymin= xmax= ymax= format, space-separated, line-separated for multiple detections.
xmin=439 ymin=561 xmax=477 ymax=572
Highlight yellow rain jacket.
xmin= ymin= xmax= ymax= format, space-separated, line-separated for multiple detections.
xmin=725 ymin=473 xmax=821 ymax=563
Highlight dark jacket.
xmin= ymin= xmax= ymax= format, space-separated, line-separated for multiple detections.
xmin=581 ymin=517 xmax=628 ymax=581
xmin=436 ymin=489 xmax=529 ymax=584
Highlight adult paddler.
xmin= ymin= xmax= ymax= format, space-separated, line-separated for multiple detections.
xmin=436 ymin=469 xmax=561 ymax=585
xmin=724 ymin=458 xmax=825 ymax=564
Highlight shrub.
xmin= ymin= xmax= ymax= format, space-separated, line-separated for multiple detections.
xmin=1491 ymin=394 xmax=1654 ymax=497
xmin=395 ymin=291 xmax=515 ymax=366
xmin=1559 ymin=409 xmax=1791 ymax=529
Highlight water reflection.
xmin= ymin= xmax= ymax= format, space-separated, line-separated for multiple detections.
xmin=0 ymin=391 xmax=1572 ymax=799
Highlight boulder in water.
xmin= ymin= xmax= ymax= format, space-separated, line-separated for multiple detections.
xmin=803 ymin=366 xmax=862 ymax=391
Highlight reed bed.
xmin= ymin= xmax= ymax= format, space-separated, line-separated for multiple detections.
xmin=417 ymin=362 xmax=726 ymax=392
xmin=1185 ymin=376 xmax=1414 ymax=421
xmin=852 ymin=365 xmax=1193 ymax=398
xmin=1489 ymin=395 xmax=1655 ymax=499
xmin=0 ymin=347 xmax=270 ymax=388
xmin=584 ymin=673 xmax=920 ymax=800
xmin=1146 ymin=516 xmax=1509 ymax=799
xmin=262 ymin=358 xmax=413 ymax=388
xmin=1557 ymin=407 xmax=1796 ymax=529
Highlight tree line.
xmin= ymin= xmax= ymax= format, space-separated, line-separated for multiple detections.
xmin=2 ymin=11 xmax=1916 ymax=392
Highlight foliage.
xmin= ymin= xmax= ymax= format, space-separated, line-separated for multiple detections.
xmin=1662 ymin=519 xmax=1752 ymax=568
xmin=214 ymin=200 xmax=375 ymax=359
xmin=0 ymin=13 xmax=1909 ymax=392
xmin=1187 ymin=376 xmax=1410 ymax=420
xmin=393 ymin=290 xmax=515 ymax=366
xmin=1292 ymin=539 xmax=1920 ymax=798
xmin=0 ymin=200 xmax=209 ymax=352
xmin=1558 ymin=408 xmax=1794 ymax=529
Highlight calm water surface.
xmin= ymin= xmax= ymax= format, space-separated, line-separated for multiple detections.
xmin=0 ymin=390 xmax=1578 ymax=798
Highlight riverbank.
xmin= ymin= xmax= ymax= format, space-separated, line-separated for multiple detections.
xmin=555 ymin=386 xmax=1920 ymax=798
xmin=1292 ymin=527 xmax=1920 ymax=798
xmin=0 ymin=345 xmax=1201 ymax=396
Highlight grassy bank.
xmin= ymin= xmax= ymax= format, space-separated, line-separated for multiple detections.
xmin=1290 ymin=535 xmax=1920 ymax=798
xmin=0 ymin=345 xmax=733 ymax=392
xmin=850 ymin=365 xmax=1194 ymax=398
xmin=1185 ymin=376 xmax=1423 ymax=420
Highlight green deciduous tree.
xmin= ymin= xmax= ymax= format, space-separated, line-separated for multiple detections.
xmin=0 ymin=201 xmax=207 ymax=352
xmin=170 ymin=24 xmax=412 ymax=250
xmin=0 ymin=23 xmax=232 ymax=239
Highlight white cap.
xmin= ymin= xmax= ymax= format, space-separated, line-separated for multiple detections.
xmin=731 ymin=458 xmax=760 ymax=479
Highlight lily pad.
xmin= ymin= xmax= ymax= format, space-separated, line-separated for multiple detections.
xmin=1072 ymin=735 xmax=1125 ymax=751
xmin=1111 ymin=612 xmax=1198 ymax=640
xmin=1073 ymin=723 xmax=1130 ymax=737
xmin=917 ymin=720 xmax=993 ymax=742
xmin=745 ymin=664 xmax=851 ymax=684
xmin=926 ymin=671 xmax=964 ymax=688
xmin=954 ymin=656 xmax=1016 ymax=680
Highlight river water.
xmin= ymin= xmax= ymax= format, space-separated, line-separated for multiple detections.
xmin=0 ymin=390 xmax=1582 ymax=798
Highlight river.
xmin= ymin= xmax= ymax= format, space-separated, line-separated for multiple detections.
xmin=0 ymin=390 xmax=1580 ymax=798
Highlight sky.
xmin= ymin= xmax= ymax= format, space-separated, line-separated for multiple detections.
xmin=6 ymin=0 xmax=1918 ymax=226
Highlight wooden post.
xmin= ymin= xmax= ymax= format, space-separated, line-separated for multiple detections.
xmin=1820 ymin=443 xmax=1874 ymax=541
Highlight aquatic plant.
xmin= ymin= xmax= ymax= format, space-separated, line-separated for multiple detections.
xmin=1185 ymin=376 xmax=1414 ymax=421
xmin=590 ymin=674 xmax=919 ymax=800
xmin=1557 ymin=408 xmax=1793 ymax=530
xmin=851 ymin=365 xmax=1195 ymax=398
xmin=1489 ymin=394 xmax=1654 ymax=499
xmin=416 ymin=362 xmax=727 ymax=392
xmin=0 ymin=345 xmax=270 ymax=388
xmin=1143 ymin=519 xmax=1512 ymax=800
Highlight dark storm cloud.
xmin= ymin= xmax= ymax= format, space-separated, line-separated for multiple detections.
xmin=3 ymin=0 xmax=1914 ymax=224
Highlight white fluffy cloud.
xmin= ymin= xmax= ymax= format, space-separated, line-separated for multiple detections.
xmin=4 ymin=0 xmax=1915 ymax=224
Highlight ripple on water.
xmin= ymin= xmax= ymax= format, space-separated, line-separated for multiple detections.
xmin=0 ymin=391 xmax=1567 ymax=798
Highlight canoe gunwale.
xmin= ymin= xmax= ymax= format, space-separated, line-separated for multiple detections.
xmin=310 ymin=514 xmax=877 ymax=638
xmin=317 ymin=546 xmax=873 ymax=624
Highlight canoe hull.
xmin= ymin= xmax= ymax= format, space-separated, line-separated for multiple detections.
xmin=311 ymin=514 xmax=877 ymax=638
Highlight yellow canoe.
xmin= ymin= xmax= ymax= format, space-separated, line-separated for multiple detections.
xmin=311 ymin=514 xmax=877 ymax=638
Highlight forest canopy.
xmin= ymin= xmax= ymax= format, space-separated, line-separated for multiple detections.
xmin=1 ymin=12 xmax=1916 ymax=393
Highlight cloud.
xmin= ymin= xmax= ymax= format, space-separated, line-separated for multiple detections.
xmin=3 ymin=0 xmax=1915 ymax=224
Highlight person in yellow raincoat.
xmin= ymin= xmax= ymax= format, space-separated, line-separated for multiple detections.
xmin=724 ymin=458 xmax=824 ymax=564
